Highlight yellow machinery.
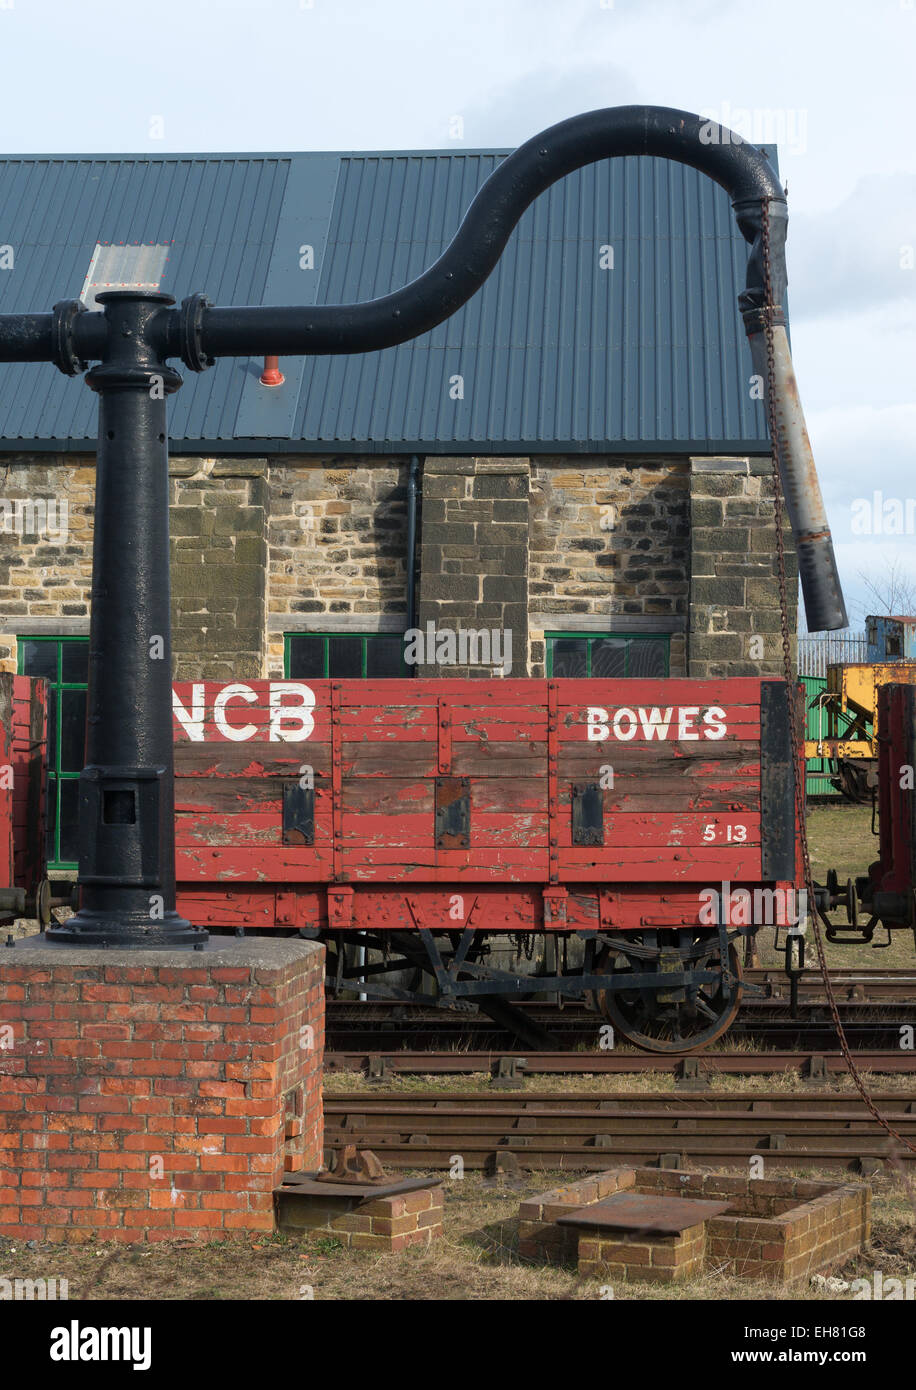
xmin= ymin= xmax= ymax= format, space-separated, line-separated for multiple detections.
xmin=805 ymin=662 xmax=916 ymax=800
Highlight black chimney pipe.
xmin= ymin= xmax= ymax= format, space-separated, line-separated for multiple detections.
xmin=0 ymin=105 xmax=848 ymax=947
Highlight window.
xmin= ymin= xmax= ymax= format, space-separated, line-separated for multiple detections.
xmin=545 ymin=632 xmax=670 ymax=678
xmin=18 ymin=635 xmax=89 ymax=869
xmin=284 ymin=632 xmax=408 ymax=679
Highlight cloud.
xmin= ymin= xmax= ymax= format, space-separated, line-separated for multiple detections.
xmin=457 ymin=60 xmax=641 ymax=148
xmin=787 ymin=173 xmax=916 ymax=321
xmin=806 ymin=403 xmax=916 ymax=515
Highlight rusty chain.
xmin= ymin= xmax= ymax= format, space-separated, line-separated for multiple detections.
xmin=761 ymin=196 xmax=916 ymax=1158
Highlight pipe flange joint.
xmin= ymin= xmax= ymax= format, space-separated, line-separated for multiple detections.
xmin=50 ymin=299 xmax=89 ymax=377
xmin=741 ymin=304 xmax=787 ymax=335
xmin=178 ymin=292 xmax=214 ymax=372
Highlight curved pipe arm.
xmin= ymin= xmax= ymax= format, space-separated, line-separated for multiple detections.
xmin=0 ymin=313 xmax=53 ymax=362
xmin=193 ymin=105 xmax=786 ymax=358
xmin=0 ymin=103 xmax=846 ymax=630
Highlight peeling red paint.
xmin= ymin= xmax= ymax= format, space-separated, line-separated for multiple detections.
xmin=165 ymin=677 xmax=794 ymax=933
xmin=3 ymin=676 xmax=802 ymax=940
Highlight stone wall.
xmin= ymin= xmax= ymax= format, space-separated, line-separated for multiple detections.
xmin=169 ymin=458 xmax=268 ymax=682
xmin=528 ymin=456 xmax=689 ymax=677
xmin=0 ymin=451 xmax=797 ymax=682
xmin=0 ymin=456 xmax=93 ymax=673
xmin=688 ymin=457 xmax=798 ymax=678
xmin=265 ymin=457 xmax=410 ymax=676
xmin=416 ymin=457 xmax=528 ymax=677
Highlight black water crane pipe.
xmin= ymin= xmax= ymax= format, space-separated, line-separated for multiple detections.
xmin=0 ymin=105 xmax=847 ymax=635
xmin=0 ymin=105 xmax=847 ymax=949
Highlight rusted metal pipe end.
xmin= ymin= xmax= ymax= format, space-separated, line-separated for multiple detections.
xmin=260 ymin=354 xmax=284 ymax=386
xmin=797 ymin=534 xmax=849 ymax=633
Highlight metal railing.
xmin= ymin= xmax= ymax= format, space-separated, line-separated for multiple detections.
xmin=797 ymin=630 xmax=867 ymax=678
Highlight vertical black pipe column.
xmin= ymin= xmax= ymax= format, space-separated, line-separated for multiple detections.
xmin=406 ymin=454 xmax=420 ymax=630
xmin=47 ymin=291 xmax=203 ymax=947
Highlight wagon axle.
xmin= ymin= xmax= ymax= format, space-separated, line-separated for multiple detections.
xmin=319 ymin=919 xmax=751 ymax=1052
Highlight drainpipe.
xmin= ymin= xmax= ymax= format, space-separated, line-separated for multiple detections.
xmin=743 ymin=308 xmax=845 ymax=632
xmin=406 ymin=455 xmax=421 ymax=631
xmin=736 ymin=199 xmax=846 ymax=632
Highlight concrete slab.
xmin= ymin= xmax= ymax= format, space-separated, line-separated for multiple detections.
xmin=4 ymin=933 xmax=320 ymax=968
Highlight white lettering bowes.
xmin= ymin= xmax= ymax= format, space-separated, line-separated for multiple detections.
xmin=586 ymin=705 xmax=728 ymax=742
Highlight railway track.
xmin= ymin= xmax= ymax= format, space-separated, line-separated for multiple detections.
xmin=326 ymin=1012 xmax=913 ymax=1050
xmin=326 ymin=969 xmax=916 ymax=1050
xmin=324 ymin=1090 xmax=916 ymax=1172
xmin=325 ymin=1049 xmax=916 ymax=1079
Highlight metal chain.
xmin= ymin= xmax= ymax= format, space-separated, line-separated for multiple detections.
xmin=761 ymin=197 xmax=916 ymax=1158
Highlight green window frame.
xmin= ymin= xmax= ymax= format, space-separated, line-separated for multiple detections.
xmin=545 ymin=631 xmax=670 ymax=678
xmin=284 ymin=631 xmax=409 ymax=680
xmin=17 ymin=634 xmax=90 ymax=870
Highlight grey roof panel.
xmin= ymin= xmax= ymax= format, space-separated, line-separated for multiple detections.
xmin=0 ymin=147 xmax=775 ymax=451
xmin=234 ymin=153 xmax=341 ymax=439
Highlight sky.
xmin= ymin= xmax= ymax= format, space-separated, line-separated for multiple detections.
xmin=0 ymin=0 xmax=913 ymax=630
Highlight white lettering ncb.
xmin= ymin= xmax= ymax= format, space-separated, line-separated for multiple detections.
xmin=214 ymin=684 xmax=257 ymax=742
xmin=269 ymin=683 xmax=315 ymax=742
xmin=172 ymin=683 xmax=205 ymax=741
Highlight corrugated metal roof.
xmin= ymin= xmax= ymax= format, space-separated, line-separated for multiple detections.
xmin=0 ymin=147 xmax=776 ymax=453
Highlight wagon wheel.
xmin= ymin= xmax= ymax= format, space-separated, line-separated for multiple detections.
xmin=590 ymin=933 xmax=743 ymax=1054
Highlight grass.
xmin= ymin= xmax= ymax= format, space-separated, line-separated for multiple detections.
xmin=325 ymin=1068 xmax=916 ymax=1095
xmin=761 ymin=802 xmax=916 ymax=971
xmin=0 ymin=1170 xmax=911 ymax=1301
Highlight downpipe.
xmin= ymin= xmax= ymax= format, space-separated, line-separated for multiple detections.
xmin=406 ymin=454 xmax=421 ymax=631
xmin=738 ymin=192 xmax=846 ymax=633
xmin=746 ymin=319 xmax=846 ymax=633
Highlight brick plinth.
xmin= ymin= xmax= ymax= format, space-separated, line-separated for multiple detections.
xmin=277 ymin=1183 xmax=444 ymax=1251
xmin=577 ymin=1221 xmax=706 ymax=1284
xmin=634 ymin=1168 xmax=871 ymax=1284
xmin=0 ymin=937 xmax=324 ymax=1243
xmin=519 ymin=1168 xmax=870 ymax=1285
xmin=518 ymin=1170 xmax=635 ymax=1264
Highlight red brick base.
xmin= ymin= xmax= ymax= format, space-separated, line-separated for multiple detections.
xmin=0 ymin=937 xmax=324 ymax=1243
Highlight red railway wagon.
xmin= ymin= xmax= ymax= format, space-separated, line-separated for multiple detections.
xmin=0 ymin=673 xmax=48 ymax=926
xmin=842 ymin=682 xmax=916 ymax=944
xmin=171 ymin=675 xmax=802 ymax=1051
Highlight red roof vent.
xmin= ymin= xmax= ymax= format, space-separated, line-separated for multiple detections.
xmin=260 ymin=355 xmax=284 ymax=387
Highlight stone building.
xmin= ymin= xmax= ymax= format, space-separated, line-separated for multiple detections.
xmin=0 ymin=148 xmax=796 ymax=867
